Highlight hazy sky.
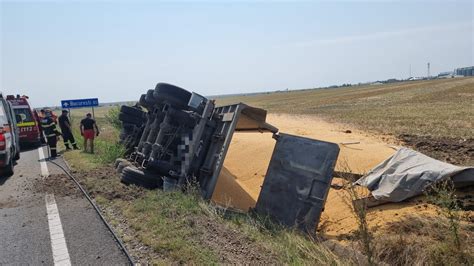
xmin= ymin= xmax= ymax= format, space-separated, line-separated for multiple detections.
xmin=1 ymin=1 xmax=473 ymax=107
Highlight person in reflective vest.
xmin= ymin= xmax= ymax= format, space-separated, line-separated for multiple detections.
xmin=58 ymin=110 xmax=79 ymax=150
xmin=40 ymin=110 xmax=61 ymax=158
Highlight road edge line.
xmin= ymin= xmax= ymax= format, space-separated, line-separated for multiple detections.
xmin=45 ymin=194 xmax=72 ymax=266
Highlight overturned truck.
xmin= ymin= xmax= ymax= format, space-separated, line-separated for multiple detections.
xmin=116 ymin=83 xmax=340 ymax=233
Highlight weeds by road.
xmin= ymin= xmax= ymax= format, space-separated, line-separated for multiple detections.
xmin=340 ymin=170 xmax=374 ymax=265
xmin=426 ymin=180 xmax=464 ymax=253
xmin=371 ymin=214 xmax=473 ymax=265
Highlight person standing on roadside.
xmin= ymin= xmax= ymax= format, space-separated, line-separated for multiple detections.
xmin=40 ymin=110 xmax=61 ymax=158
xmin=58 ymin=110 xmax=79 ymax=150
xmin=35 ymin=109 xmax=46 ymax=144
xmin=80 ymin=113 xmax=99 ymax=153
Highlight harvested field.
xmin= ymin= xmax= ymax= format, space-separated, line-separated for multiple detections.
xmin=216 ymin=78 xmax=474 ymax=165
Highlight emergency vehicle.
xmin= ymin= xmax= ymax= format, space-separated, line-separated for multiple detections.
xmin=0 ymin=94 xmax=20 ymax=175
xmin=6 ymin=95 xmax=42 ymax=145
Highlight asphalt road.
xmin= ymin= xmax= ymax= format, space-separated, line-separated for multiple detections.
xmin=0 ymin=146 xmax=129 ymax=265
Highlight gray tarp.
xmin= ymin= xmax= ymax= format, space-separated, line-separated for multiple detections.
xmin=355 ymin=147 xmax=474 ymax=202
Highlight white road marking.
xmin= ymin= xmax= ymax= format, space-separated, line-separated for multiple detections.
xmin=45 ymin=194 xmax=71 ymax=266
xmin=38 ymin=147 xmax=49 ymax=177
xmin=40 ymin=148 xmax=71 ymax=265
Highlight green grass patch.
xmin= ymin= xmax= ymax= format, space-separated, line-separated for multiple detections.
xmin=92 ymin=139 xmax=125 ymax=164
xmin=105 ymin=106 xmax=123 ymax=130
xmin=61 ymin=107 xmax=125 ymax=169
xmin=63 ymin=149 xmax=100 ymax=171
xmin=121 ymin=190 xmax=219 ymax=264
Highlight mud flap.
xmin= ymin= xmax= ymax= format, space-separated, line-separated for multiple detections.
xmin=254 ymin=133 xmax=339 ymax=233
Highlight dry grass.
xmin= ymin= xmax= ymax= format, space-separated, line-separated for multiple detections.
xmin=372 ymin=214 xmax=473 ymax=265
xmin=216 ymin=78 xmax=474 ymax=139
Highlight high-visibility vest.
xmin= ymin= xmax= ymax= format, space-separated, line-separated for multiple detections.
xmin=40 ymin=117 xmax=61 ymax=137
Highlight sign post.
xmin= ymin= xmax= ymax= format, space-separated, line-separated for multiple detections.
xmin=61 ymin=98 xmax=99 ymax=119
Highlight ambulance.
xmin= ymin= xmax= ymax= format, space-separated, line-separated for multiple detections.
xmin=6 ymin=95 xmax=42 ymax=145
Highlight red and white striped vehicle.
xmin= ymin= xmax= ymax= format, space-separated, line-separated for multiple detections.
xmin=6 ymin=95 xmax=42 ymax=146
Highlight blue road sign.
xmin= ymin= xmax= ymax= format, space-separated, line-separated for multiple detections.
xmin=61 ymin=98 xmax=99 ymax=109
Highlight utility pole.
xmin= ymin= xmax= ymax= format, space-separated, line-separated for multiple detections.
xmin=427 ymin=62 xmax=430 ymax=78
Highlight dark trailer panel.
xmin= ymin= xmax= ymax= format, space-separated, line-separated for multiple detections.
xmin=255 ymin=133 xmax=340 ymax=233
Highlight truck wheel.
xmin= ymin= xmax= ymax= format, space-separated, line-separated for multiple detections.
xmin=116 ymin=160 xmax=132 ymax=173
xmin=120 ymin=166 xmax=159 ymax=189
xmin=138 ymin=94 xmax=148 ymax=108
xmin=145 ymin=89 xmax=156 ymax=105
xmin=119 ymin=131 xmax=128 ymax=142
xmin=118 ymin=113 xmax=144 ymax=126
xmin=122 ymin=123 xmax=137 ymax=134
xmin=120 ymin=105 xmax=145 ymax=117
xmin=14 ymin=151 xmax=20 ymax=161
xmin=114 ymin=158 xmax=128 ymax=168
xmin=153 ymin=83 xmax=192 ymax=109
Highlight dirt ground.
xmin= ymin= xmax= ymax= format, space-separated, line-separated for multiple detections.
xmin=34 ymin=174 xmax=82 ymax=198
xmin=399 ymin=134 xmax=474 ymax=166
xmin=211 ymin=113 xmax=472 ymax=238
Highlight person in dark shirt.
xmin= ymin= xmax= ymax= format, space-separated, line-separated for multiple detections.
xmin=40 ymin=110 xmax=61 ymax=158
xmin=80 ymin=113 xmax=99 ymax=153
xmin=58 ymin=110 xmax=79 ymax=150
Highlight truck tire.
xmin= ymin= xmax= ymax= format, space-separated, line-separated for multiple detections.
xmin=120 ymin=105 xmax=144 ymax=117
xmin=124 ymin=129 xmax=139 ymax=143
xmin=118 ymin=113 xmax=144 ymax=125
xmin=120 ymin=166 xmax=159 ymax=189
xmin=114 ymin=158 xmax=128 ymax=168
xmin=119 ymin=132 xmax=127 ymax=142
xmin=153 ymin=83 xmax=192 ymax=109
xmin=145 ymin=89 xmax=156 ymax=105
xmin=138 ymin=94 xmax=148 ymax=108
xmin=122 ymin=123 xmax=137 ymax=134
xmin=116 ymin=160 xmax=132 ymax=173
